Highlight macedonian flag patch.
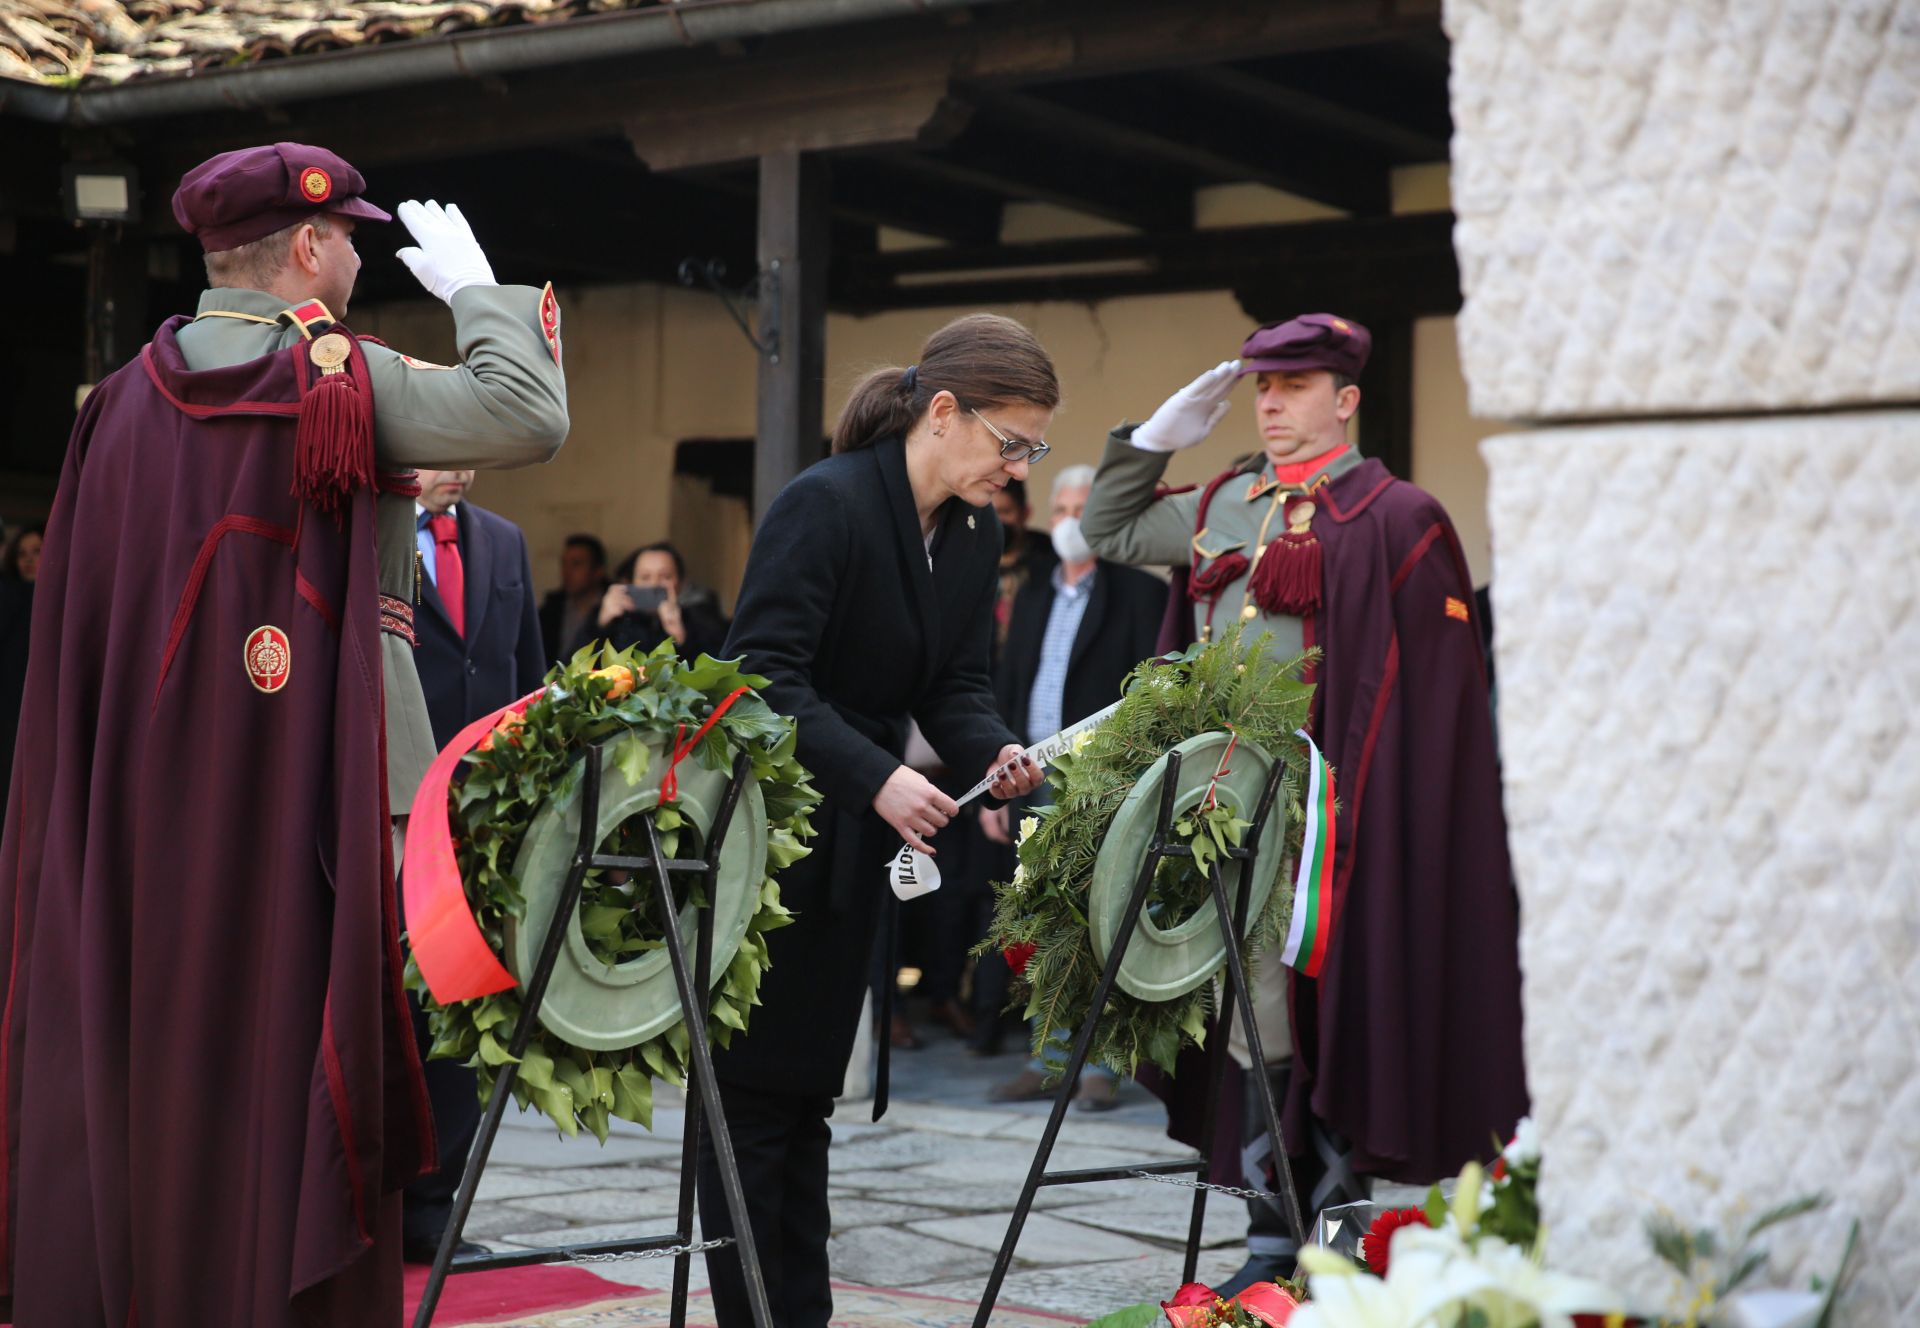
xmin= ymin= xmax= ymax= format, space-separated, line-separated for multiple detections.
xmin=1445 ymin=596 xmax=1471 ymax=622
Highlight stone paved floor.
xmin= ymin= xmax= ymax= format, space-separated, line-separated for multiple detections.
xmin=451 ymin=1021 xmax=1261 ymax=1322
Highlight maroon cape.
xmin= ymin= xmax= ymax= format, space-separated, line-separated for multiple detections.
xmin=1160 ymin=457 xmax=1527 ymax=1185
xmin=0 ymin=319 xmax=431 ymax=1324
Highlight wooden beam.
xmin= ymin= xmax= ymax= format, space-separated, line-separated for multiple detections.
xmin=866 ymin=135 xmax=1190 ymax=233
xmin=830 ymin=156 xmax=1003 ymax=246
xmin=832 ymin=213 xmax=1458 ymax=315
xmin=754 ymin=150 xmax=830 ymax=528
xmin=84 ymin=226 xmax=147 ymax=383
xmin=973 ymin=83 xmax=1388 ymax=214
xmin=1170 ymin=65 xmax=1449 ymax=162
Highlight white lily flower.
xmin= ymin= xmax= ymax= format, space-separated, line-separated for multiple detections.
xmin=1502 ymin=1115 xmax=1541 ymax=1167
xmin=1017 ymin=815 xmax=1039 ymax=845
xmin=1069 ymin=729 xmax=1096 ymax=756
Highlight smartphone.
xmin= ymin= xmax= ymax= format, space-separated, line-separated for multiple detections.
xmin=624 ymin=584 xmax=668 ymax=613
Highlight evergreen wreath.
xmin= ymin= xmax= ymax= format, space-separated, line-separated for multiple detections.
xmin=980 ymin=630 xmax=1317 ymax=1079
xmin=406 ymin=640 xmax=820 ymax=1139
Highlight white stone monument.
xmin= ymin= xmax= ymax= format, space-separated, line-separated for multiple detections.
xmin=1445 ymin=1 xmax=1920 ymax=1321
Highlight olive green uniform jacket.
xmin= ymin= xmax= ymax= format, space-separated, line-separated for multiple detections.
xmin=177 ymin=284 xmax=569 ymax=811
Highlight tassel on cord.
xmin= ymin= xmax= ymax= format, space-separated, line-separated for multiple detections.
xmin=293 ymin=331 xmax=376 ymax=515
xmin=1246 ymin=498 xmax=1323 ymax=616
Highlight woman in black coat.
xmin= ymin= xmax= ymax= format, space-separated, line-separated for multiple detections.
xmin=698 ymin=315 xmax=1056 ymax=1326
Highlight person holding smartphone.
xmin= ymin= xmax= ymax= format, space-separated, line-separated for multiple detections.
xmin=593 ymin=540 xmax=729 ymax=659
xmin=697 ymin=313 xmax=1054 ymax=1327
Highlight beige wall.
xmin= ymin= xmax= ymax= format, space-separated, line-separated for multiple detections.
xmin=357 ymin=288 xmax=1500 ymax=606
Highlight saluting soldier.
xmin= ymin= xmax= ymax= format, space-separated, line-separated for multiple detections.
xmin=1081 ymin=314 xmax=1526 ymax=1293
xmin=0 ymin=143 xmax=566 ymax=1326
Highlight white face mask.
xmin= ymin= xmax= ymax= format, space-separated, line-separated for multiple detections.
xmin=1050 ymin=515 xmax=1093 ymax=565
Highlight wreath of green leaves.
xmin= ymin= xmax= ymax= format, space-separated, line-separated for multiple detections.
xmin=981 ymin=630 xmax=1316 ymax=1079
xmin=405 ymin=640 xmax=820 ymax=1140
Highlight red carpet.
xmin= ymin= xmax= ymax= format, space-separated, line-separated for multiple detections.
xmin=402 ymin=1261 xmax=658 ymax=1325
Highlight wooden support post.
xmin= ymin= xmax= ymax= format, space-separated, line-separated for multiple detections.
xmin=753 ymin=150 xmax=829 ymax=529
xmin=84 ymin=225 xmax=147 ymax=387
xmin=1355 ymin=316 xmax=1414 ymax=481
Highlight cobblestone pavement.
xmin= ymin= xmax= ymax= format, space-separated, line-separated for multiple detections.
xmin=451 ymin=1029 xmax=1262 ymax=1321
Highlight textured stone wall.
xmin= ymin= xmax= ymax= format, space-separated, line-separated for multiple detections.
xmin=1485 ymin=418 xmax=1918 ymax=1321
xmin=1448 ymin=1 xmax=1920 ymax=1320
xmin=1449 ymin=0 xmax=1920 ymax=421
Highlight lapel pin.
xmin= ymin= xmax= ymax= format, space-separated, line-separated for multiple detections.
xmin=967 ymin=514 xmax=976 ymax=529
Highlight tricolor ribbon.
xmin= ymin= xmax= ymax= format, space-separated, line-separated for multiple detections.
xmin=1278 ymin=729 xmax=1336 ymax=977
xmin=403 ymin=687 xmax=546 ymax=1003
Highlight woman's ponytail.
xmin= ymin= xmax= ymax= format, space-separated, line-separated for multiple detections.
xmin=830 ymin=365 xmax=924 ymax=454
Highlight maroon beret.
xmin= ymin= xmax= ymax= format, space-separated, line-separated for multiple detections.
xmin=1236 ymin=313 xmax=1372 ymax=379
xmin=172 ymin=143 xmax=390 ymax=253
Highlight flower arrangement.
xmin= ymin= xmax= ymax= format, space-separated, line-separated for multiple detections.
xmin=979 ymin=630 xmax=1318 ymax=1077
xmin=406 ymin=641 xmax=819 ymax=1139
xmin=1133 ymin=1118 xmax=1855 ymax=1328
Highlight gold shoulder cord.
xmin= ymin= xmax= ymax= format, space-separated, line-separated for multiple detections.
xmin=192 ymin=310 xmax=280 ymax=325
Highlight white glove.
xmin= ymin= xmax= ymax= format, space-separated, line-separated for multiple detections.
xmin=395 ymin=200 xmax=496 ymax=305
xmin=1130 ymin=360 xmax=1242 ymax=453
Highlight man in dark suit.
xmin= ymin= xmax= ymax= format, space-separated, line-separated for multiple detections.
xmin=979 ymin=464 xmax=1168 ymax=1103
xmin=405 ymin=467 xmax=548 ymax=1261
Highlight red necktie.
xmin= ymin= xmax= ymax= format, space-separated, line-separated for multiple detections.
xmin=430 ymin=513 xmax=466 ymax=638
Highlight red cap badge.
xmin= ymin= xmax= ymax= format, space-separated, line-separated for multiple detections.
xmin=245 ymin=625 xmax=292 ymax=693
xmin=299 ymin=166 xmax=333 ymax=203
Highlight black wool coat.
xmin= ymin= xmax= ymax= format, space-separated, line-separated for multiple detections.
xmin=414 ymin=502 xmax=548 ymax=750
xmin=994 ymin=559 xmax=1170 ymax=742
xmin=715 ymin=436 xmax=1015 ymax=1097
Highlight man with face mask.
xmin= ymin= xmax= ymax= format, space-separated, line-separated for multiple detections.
xmin=1081 ymin=314 xmax=1525 ymax=1292
xmin=980 ymin=464 xmax=1169 ymax=1103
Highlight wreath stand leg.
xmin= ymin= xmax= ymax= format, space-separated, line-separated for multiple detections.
xmin=971 ymin=751 xmax=1305 ymax=1326
xmin=412 ymin=746 xmax=774 ymax=1328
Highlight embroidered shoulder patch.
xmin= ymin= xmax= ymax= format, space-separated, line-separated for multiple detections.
xmin=539 ymin=282 xmax=562 ymax=366
xmin=1444 ymin=596 xmax=1471 ymax=622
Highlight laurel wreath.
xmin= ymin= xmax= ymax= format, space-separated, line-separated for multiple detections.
xmin=406 ymin=641 xmax=820 ymax=1139
xmin=980 ymin=631 xmax=1316 ymax=1079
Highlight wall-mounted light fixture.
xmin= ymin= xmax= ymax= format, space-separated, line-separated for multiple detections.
xmin=62 ymin=162 xmax=141 ymax=224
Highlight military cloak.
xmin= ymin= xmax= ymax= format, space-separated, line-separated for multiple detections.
xmin=0 ymin=318 xmax=431 ymax=1324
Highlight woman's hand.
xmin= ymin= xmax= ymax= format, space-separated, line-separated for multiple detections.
xmin=657 ymin=593 xmax=686 ymax=645
xmin=985 ymin=744 xmax=1042 ymax=800
xmin=979 ymin=804 xmax=1011 ymax=845
xmin=874 ymin=766 xmax=959 ymax=855
xmin=597 ymin=584 xmax=632 ymax=627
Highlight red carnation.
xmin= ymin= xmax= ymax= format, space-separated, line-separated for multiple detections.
xmin=1492 ymin=1156 xmax=1508 ymax=1181
xmin=1362 ymin=1207 xmax=1431 ymax=1275
xmin=1003 ymin=940 xmax=1037 ymax=975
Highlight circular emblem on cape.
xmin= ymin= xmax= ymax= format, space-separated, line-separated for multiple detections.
xmin=309 ymin=332 xmax=352 ymax=370
xmin=300 ymin=167 xmax=333 ymax=202
xmin=1287 ymin=500 xmax=1316 ymax=531
xmin=245 ymin=625 xmax=292 ymax=694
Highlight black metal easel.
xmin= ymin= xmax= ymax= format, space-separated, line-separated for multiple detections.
xmin=412 ymin=743 xmax=773 ymax=1328
xmin=971 ymin=749 xmax=1306 ymax=1326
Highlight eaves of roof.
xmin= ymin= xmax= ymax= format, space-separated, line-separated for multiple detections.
xmin=2 ymin=0 xmax=1008 ymax=125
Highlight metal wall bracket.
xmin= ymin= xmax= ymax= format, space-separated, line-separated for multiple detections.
xmin=677 ymin=257 xmax=782 ymax=364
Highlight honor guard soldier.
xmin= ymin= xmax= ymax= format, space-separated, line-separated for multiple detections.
xmin=0 ymin=143 xmax=566 ymax=1327
xmin=1082 ymin=314 xmax=1527 ymax=1294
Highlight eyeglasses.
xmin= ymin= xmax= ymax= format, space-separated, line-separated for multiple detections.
xmin=971 ymin=409 xmax=1051 ymax=465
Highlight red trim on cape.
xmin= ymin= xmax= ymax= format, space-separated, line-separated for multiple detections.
xmin=319 ymin=1001 xmax=372 ymax=1243
xmin=153 ymin=515 xmax=297 ymax=712
xmin=1321 ymin=472 xmax=1398 ymax=524
xmin=1338 ymin=632 xmax=1400 ymax=902
xmin=296 ymin=571 xmax=340 ymax=634
xmin=140 ymin=345 xmax=302 ymax=420
xmin=1390 ymin=523 xmax=1447 ymax=593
